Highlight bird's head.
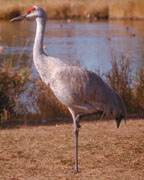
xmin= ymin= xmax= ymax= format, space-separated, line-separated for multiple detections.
xmin=10 ymin=6 xmax=46 ymax=22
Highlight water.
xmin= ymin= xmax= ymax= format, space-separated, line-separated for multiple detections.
xmin=0 ymin=19 xmax=144 ymax=73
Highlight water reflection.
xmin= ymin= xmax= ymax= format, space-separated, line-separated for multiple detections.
xmin=0 ymin=19 xmax=144 ymax=73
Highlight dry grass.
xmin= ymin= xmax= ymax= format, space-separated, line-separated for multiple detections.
xmin=1 ymin=49 xmax=144 ymax=126
xmin=0 ymin=0 xmax=144 ymax=20
xmin=0 ymin=119 xmax=144 ymax=180
xmin=0 ymin=58 xmax=30 ymax=123
xmin=105 ymin=53 xmax=144 ymax=114
xmin=109 ymin=0 xmax=144 ymax=19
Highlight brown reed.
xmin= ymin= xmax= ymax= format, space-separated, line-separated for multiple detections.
xmin=0 ymin=0 xmax=144 ymax=20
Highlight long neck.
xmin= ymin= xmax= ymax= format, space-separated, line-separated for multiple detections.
xmin=33 ymin=16 xmax=46 ymax=57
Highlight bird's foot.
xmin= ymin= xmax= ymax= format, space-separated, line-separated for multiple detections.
xmin=73 ymin=169 xmax=79 ymax=174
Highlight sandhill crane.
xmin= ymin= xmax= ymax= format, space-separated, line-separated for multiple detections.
xmin=10 ymin=6 xmax=126 ymax=173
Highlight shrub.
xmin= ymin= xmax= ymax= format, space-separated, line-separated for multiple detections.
xmin=134 ymin=69 xmax=144 ymax=112
xmin=1 ymin=51 xmax=144 ymax=127
xmin=0 ymin=60 xmax=29 ymax=123
xmin=105 ymin=53 xmax=144 ymax=114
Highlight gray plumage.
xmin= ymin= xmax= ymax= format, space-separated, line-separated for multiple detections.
xmin=10 ymin=6 xmax=126 ymax=173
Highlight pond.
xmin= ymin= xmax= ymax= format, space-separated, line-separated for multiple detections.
xmin=0 ymin=19 xmax=144 ymax=74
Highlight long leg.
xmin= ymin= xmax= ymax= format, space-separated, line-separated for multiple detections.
xmin=79 ymin=111 xmax=103 ymax=119
xmin=68 ymin=108 xmax=80 ymax=173
xmin=74 ymin=115 xmax=80 ymax=173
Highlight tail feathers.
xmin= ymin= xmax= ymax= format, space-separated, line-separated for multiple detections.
xmin=116 ymin=115 xmax=126 ymax=128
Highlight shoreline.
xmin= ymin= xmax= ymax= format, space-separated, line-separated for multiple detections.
xmin=0 ymin=0 xmax=144 ymax=21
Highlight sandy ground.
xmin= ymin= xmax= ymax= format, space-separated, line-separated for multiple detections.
xmin=0 ymin=119 xmax=144 ymax=180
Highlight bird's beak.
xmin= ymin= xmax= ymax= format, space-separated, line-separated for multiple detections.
xmin=10 ymin=13 xmax=28 ymax=22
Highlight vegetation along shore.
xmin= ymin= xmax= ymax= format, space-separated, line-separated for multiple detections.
xmin=1 ymin=0 xmax=144 ymax=20
xmin=0 ymin=51 xmax=144 ymax=128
